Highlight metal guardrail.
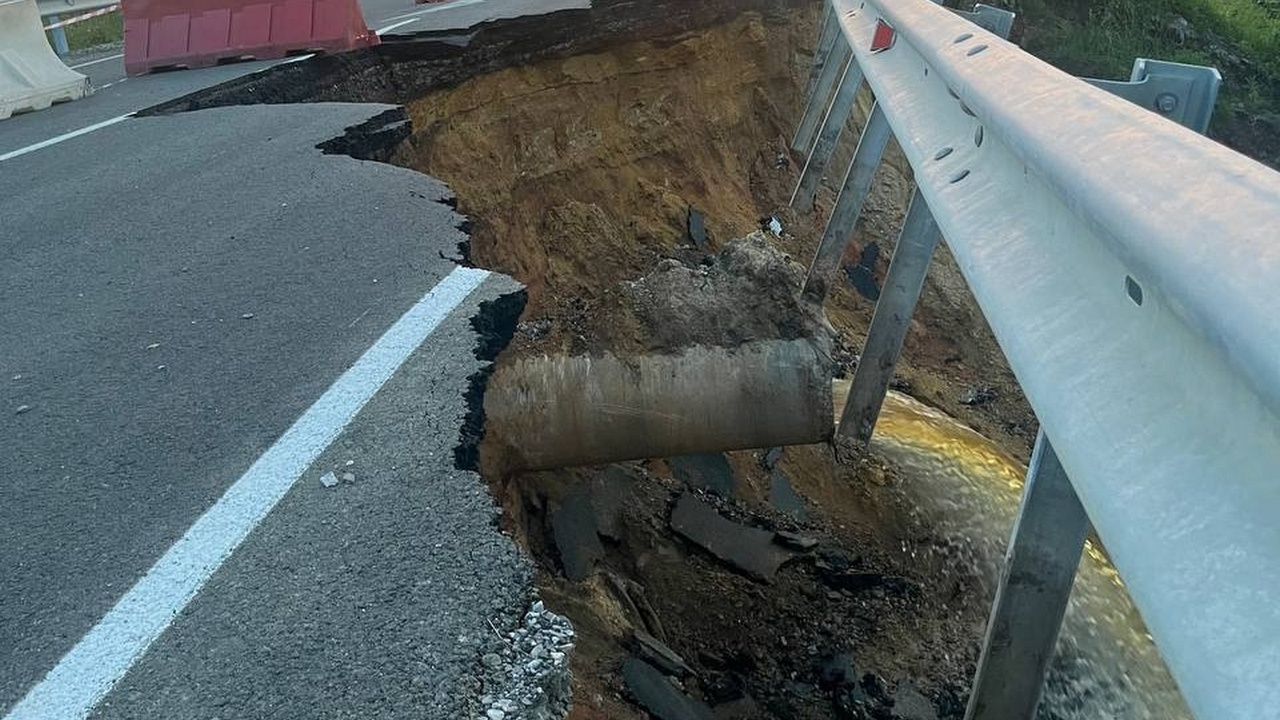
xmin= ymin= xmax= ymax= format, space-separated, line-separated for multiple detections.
xmin=792 ymin=1 xmax=1280 ymax=719
xmin=37 ymin=0 xmax=116 ymax=16
xmin=37 ymin=0 xmax=119 ymax=57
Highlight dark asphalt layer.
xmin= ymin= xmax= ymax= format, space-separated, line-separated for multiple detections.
xmin=0 ymin=103 xmax=531 ymax=716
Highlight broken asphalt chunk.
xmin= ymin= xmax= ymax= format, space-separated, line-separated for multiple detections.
xmin=623 ymin=657 xmax=715 ymax=720
xmin=551 ymin=489 xmax=604 ymax=582
xmin=670 ymin=453 xmax=734 ymax=498
xmin=669 ymin=493 xmax=797 ymax=582
xmin=633 ymin=629 xmax=693 ymax=677
xmin=774 ymin=531 xmax=818 ymax=552
xmin=687 ymin=207 xmax=708 ymax=249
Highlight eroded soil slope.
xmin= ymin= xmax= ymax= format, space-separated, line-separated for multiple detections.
xmin=399 ymin=7 xmax=1034 ymax=458
xmin=395 ymin=4 xmax=1035 ymax=719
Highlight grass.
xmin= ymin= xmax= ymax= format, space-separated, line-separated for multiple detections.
xmin=46 ymin=11 xmax=122 ymax=52
xmin=977 ymin=0 xmax=1280 ymax=162
xmin=1010 ymin=0 xmax=1280 ymax=77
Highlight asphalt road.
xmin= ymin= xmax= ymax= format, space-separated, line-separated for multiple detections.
xmin=0 ymin=1 xmax=591 ymax=717
xmin=0 ymin=101 xmax=535 ymax=719
xmin=0 ymin=0 xmax=589 ymax=160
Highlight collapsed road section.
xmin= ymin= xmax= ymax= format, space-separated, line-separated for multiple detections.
xmin=120 ymin=1 xmax=1187 ymax=719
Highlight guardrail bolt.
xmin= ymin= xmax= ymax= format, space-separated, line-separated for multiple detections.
xmin=1156 ymin=92 xmax=1178 ymax=114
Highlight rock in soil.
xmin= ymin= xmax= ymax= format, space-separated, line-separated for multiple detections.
xmin=892 ymin=683 xmax=940 ymax=720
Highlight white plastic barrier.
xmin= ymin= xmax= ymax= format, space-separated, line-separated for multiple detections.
xmin=0 ymin=0 xmax=90 ymax=120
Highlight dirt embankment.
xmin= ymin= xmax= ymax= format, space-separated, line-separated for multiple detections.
xmin=399 ymin=11 xmax=807 ymax=357
xmin=394 ymin=4 xmax=1036 ymax=719
xmin=398 ymin=5 xmax=1035 ymax=460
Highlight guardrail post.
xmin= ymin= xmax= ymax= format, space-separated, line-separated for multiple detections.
xmin=836 ymin=188 xmax=939 ymax=441
xmin=826 ymin=6 xmax=1017 ymax=441
xmin=800 ymin=103 xmax=892 ymax=303
xmin=951 ymin=3 xmax=1016 ymax=38
xmin=792 ymin=26 xmax=853 ymax=155
xmin=792 ymin=60 xmax=866 ymax=211
xmin=964 ymin=432 xmax=1089 ymax=720
xmin=1085 ymin=58 xmax=1222 ymax=135
xmin=48 ymin=13 xmax=69 ymax=55
xmin=799 ymin=1 xmax=836 ymax=105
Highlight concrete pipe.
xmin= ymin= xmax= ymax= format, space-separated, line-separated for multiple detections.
xmin=483 ymin=339 xmax=834 ymax=473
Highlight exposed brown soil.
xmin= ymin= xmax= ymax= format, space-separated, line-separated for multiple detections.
xmin=398 ymin=5 xmax=1036 ymax=461
xmin=394 ymin=4 xmax=1037 ymax=718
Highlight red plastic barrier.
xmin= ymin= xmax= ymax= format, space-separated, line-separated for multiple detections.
xmin=122 ymin=0 xmax=379 ymax=75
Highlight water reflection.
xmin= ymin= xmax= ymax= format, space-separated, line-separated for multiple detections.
xmin=862 ymin=388 xmax=1190 ymax=720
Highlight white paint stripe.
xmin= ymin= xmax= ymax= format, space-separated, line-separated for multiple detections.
xmin=43 ymin=5 xmax=119 ymax=31
xmin=382 ymin=0 xmax=486 ymax=24
xmin=69 ymin=52 xmax=123 ymax=69
xmin=0 ymin=114 xmax=129 ymax=163
xmin=2 ymin=48 xmax=303 ymax=164
xmin=375 ymin=17 xmax=422 ymax=34
xmin=2 ymin=266 xmax=491 ymax=720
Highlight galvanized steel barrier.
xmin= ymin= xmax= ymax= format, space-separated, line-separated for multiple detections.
xmin=792 ymin=1 xmax=1280 ymax=719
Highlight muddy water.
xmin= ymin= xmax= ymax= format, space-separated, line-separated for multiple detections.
xmin=866 ymin=390 xmax=1191 ymax=720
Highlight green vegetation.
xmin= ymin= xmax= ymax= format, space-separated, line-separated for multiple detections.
xmin=1011 ymin=0 xmax=1279 ymax=76
xmin=987 ymin=0 xmax=1280 ymax=162
xmin=46 ymin=11 xmax=122 ymax=52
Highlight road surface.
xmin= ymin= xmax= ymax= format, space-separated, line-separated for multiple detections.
xmin=0 ymin=1 xmax=590 ymax=717
xmin=1 ymin=0 xmax=590 ymax=161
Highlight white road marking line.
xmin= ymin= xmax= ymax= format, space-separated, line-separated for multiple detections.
xmin=70 ymin=52 xmax=124 ymax=70
xmin=1 ymin=52 xmax=308 ymax=164
xmin=0 ymin=114 xmax=130 ymax=163
xmin=376 ymin=17 xmax=423 ymax=34
xmin=1 ymin=266 xmax=491 ymax=720
xmin=382 ymin=0 xmax=486 ymax=24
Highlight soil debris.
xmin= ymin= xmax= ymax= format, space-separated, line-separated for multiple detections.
xmin=626 ymin=233 xmax=832 ymax=355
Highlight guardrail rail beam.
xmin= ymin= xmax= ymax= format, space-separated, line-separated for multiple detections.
xmin=792 ymin=60 xmax=866 ymax=211
xmin=805 ymin=0 xmax=1280 ymax=718
xmin=836 ymin=188 xmax=940 ymax=441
